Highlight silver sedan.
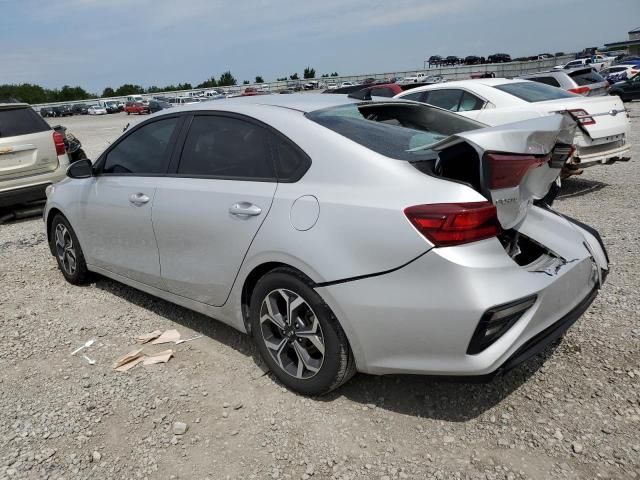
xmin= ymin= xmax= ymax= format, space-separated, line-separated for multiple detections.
xmin=44 ymin=94 xmax=608 ymax=395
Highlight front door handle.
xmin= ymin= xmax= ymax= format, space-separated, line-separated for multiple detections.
xmin=129 ymin=193 xmax=150 ymax=206
xmin=229 ymin=202 xmax=262 ymax=217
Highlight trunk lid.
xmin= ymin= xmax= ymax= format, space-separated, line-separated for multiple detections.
xmin=432 ymin=115 xmax=576 ymax=229
xmin=536 ymin=95 xmax=627 ymax=140
xmin=0 ymin=105 xmax=59 ymax=181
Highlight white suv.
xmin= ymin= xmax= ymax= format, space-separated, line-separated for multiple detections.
xmin=0 ymin=102 xmax=70 ymax=207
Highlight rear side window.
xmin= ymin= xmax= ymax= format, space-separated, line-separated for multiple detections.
xmin=527 ymin=76 xmax=561 ymax=87
xmin=569 ymin=70 xmax=605 ymax=85
xmin=272 ymin=136 xmax=310 ymax=182
xmin=424 ymin=89 xmax=462 ymax=111
xmin=103 ymin=117 xmax=179 ymax=174
xmin=493 ymin=82 xmax=576 ymax=102
xmin=0 ymin=107 xmax=50 ymax=138
xmin=458 ymin=92 xmax=485 ymax=111
xmin=178 ymin=116 xmax=275 ymax=180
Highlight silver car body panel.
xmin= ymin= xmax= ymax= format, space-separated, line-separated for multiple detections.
xmin=44 ymin=94 xmax=608 ymax=376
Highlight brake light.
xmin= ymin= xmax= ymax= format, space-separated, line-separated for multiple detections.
xmin=568 ymin=86 xmax=590 ymax=95
xmin=53 ymin=131 xmax=65 ymax=156
xmin=404 ymin=202 xmax=500 ymax=247
xmin=486 ymin=153 xmax=548 ymax=189
xmin=567 ymin=108 xmax=595 ymax=125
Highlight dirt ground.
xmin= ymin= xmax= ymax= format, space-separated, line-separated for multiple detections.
xmin=0 ymin=103 xmax=639 ymax=480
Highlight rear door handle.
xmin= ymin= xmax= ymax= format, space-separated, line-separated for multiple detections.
xmin=229 ymin=202 xmax=262 ymax=217
xmin=129 ymin=193 xmax=150 ymax=206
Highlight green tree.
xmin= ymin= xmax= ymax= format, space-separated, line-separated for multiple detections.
xmin=255 ymin=76 xmax=264 ymax=83
xmin=321 ymin=74 xmax=329 ymax=78
xmin=330 ymin=72 xmax=339 ymax=77
xmin=218 ymin=71 xmax=237 ymax=86
xmin=197 ymin=76 xmax=218 ymax=88
xmin=303 ymin=67 xmax=316 ymax=79
xmin=102 ymin=87 xmax=115 ymax=97
xmin=277 ymin=77 xmax=287 ymax=81
xmin=289 ymin=73 xmax=299 ymax=80
xmin=114 ymin=84 xmax=145 ymax=96
xmin=243 ymin=80 xmax=250 ymax=85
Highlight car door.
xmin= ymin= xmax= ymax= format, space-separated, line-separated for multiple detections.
xmin=79 ymin=116 xmax=182 ymax=287
xmin=152 ymin=113 xmax=278 ymax=306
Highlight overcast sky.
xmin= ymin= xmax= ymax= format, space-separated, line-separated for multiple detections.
xmin=1 ymin=0 xmax=638 ymax=93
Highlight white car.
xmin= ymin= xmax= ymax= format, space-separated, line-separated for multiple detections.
xmin=394 ymin=78 xmax=631 ymax=168
xmin=554 ymin=58 xmax=608 ymax=71
xmin=340 ymin=82 xmax=354 ymax=88
xmin=87 ymin=105 xmax=107 ymax=115
xmin=600 ymin=64 xmax=640 ymax=81
xmin=402 ymin=72 xmax=429 ymax=83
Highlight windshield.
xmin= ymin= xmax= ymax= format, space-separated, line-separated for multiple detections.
xmin=494 ymin=81 xmax=577 ymax=102
xmin=305 ymin=103 xmax=482 ymax=161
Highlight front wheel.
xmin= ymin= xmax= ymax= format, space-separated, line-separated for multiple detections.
xmin=49 ymin=215 xmax=91 ymax=285
xmin=250 ymin=268 xmax=356 ymax=395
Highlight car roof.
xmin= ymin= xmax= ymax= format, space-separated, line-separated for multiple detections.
xmin=156 ymin=93 xmax=360 ymax=115
xmin=0 ymin=102 xmax=29 ymax=109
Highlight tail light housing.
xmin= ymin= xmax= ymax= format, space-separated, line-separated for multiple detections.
xmin=404 ymin=202 xmax=500 ymax=247
xmin=568 ymin=86 xmax=590 ymax=95
xmin=467 ymin=295 xmax=537 ymax=354
xmin=568 ymin=108 xmax=595 ymax=125
xmin=486 ymin=153 xmax=549 ymax=189
xmin=53 ymin=131 xmax=66 ymax=156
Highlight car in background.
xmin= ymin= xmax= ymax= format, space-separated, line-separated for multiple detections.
xmin=599 ymin=65 xmax=639 ymax=84
xmin=444 ymin=56 xmax=460 ymax=65
xmin=325 ymin=83 xmax=338 ymax=90
xmin=487 ymin=53 xmax=511 ymax=63
xmin=339 ymin=82 xmax=354 ymax=88
xmin=124 ymin=101 xmax=150 ymax=115
xmin=100 ymin=101 xmax=120 ymax=114
xmin=44 ymin=94 xmax=608 ymax=396
xmin=519 ymin=68 xmax=609 ymax=96
xmin=394 ymin=78 xmax=631 ymax=170
xmin=464 ymin=55 xmax=483 ymax=65
xmin=72 ymin=104 xmax=89 ymax=115
xmin=402 ymin=72 xmax=429 ymax=83
xmin=40 ymin=106 xmax=54 ymax=117
xmin=428 ymin=55 xmax=443 ymax=67
xmin=0 ymin=101 xmax=70 ymax=207
xmin=148 ymin=100 xmax=173 ymax=113
xmin=88 ymin=105 xmax=107 ymax=115
xmin=608 ymin=73 xmax=640 ymax=102
xmin=59 ymin=105 xmax=74 ymax=117
xmin=555 ymin=58 xmax=607 ymax=71
xmin=286 ymin=81 xmax=303 ymax=92
xmin=347 ymin=83 xmax=403 ymax=99
xmin=126 ymin=95 xmax=145 ymax=104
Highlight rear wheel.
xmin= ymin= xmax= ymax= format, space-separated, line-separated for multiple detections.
xmin=250 ymin=268 xmax=356 ymax=395
xmin=50 ymin=215 xmax=91 ymax=285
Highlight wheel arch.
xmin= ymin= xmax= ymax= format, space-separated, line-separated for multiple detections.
xmin=45 ymin=207 xmax=65 ymax=255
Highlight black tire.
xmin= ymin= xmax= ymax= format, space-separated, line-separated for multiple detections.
xmin=249 ymin=268 xmax=356 ymax=396
xmin=49 ymin=214 xmax=91 ymax=285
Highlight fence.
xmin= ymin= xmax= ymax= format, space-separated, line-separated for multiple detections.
xmin=32 ymin=55 xmax=574 ymax=109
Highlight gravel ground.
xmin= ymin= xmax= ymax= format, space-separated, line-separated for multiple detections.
xmin=1 ymin=105 xmax=639 ymax=480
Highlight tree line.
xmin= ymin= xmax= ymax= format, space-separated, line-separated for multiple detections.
xmin=0 ymin=67 xmax=339 ymax=104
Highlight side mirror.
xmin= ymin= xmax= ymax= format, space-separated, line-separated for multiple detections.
xmin=67 ymin=158 xmax=93 ymax=179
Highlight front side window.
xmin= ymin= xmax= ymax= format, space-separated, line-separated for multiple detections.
xmin=493 ymin=81 xmax=576 ymax=102
xmin=103 ymin=117 xmax=179 ymax=174
xmin=177 ymin=116 xmax=275 ymax=180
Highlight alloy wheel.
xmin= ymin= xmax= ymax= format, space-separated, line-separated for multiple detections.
xmin=55 ymin=223 xmax=77 ymax=275
xmin=259 ymin=289 xmax=325 ymax=379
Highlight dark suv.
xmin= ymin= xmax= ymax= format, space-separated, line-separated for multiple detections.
xmin=609 ymin=73 xmax=640 ymax=102
xmin=488 ymin=53 xmax=512 ymax=63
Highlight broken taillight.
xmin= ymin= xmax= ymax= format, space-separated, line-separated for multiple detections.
xmin=404 ymin=202 xmax=500 ymax=247
xmin=53 ymin=131 xmax=66 ymax=156
xmin=486 ymin=153 xmax=548 ymax=189
xmin=567 ymin=108 xmax=595 ymax=125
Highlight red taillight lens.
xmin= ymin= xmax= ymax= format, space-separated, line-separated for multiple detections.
xmin=567 ymin=108 xmax=595 ymax=125
xmin=404 ymin=202 xmax=500 ymax=247
xmin=53 ymin=131 xmax=65 ymax=156
xmin=486 ymin=153 xmax=548 ymax=189
xmin=568 ymin=86 xmax=590 ymax=95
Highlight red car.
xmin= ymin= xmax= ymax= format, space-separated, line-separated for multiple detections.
xmin=124 ymin=101 xmax=150 ymax=115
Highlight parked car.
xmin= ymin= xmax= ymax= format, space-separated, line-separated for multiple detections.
xmin=286 ymin=82 xmax=303 ymax=92
xmin=49 ymin=106 xmax=64 ymax=117
xmin=40 ymin=107 xmax=54 ymax=117
xmin=464 ymin=55 xmax=482 ymax=65
xmin=71 ymin=104 xmax=89 ymax=115
xmin=0 ymin=101 xmax=70 ymax=207
xmin=444 ymin=55 xmax=460 ymax=65
xmin=394 ymin=78 xmax=631 ymax=171
xmin=88 ymin=105 xmax=107 ymax=115
xmin=402 ymin=73 xmax=429 ymax=83
xmin=100 ymin=101 xmax=120 ymax=114
xmin=519 ymin=68 xmax=609 ymax=96
xmin=59 ymin=105 xmax=73 ymax=117
xmin=325 ymin=83 xmax=338 ymax=90
xmin=44 ymin=95 xmax=608 ymax=395
xmin=487 ymin=53 xmax=511 ymax=63
xmin=599 ymin=65 xmax=640 ymax=84
xmin=608 ymin=73 xmax=640 ymax=102
xmin=124 ymin=101 xmax=150 ymax=115
xmin=428 ymin=55 xmax=443 ymax=67
xmin=347 ymin=83 xmax=403 ymax=99
xmin=554 ymin=58 xmax=607 ymax=71
xmin=148 ymin=100 xmax=173 ymax=113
